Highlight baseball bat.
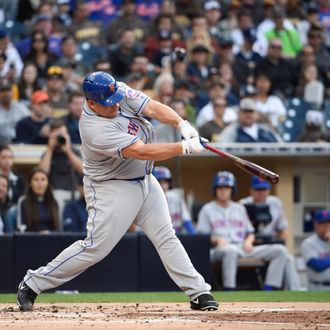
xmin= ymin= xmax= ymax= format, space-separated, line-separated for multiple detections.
xmin=203 ymin=143 xmax=279 ymax=184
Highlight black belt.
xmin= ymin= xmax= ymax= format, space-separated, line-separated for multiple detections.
xmin=112 ymin=176 xmax=145 ymax=182
xmin=310 ymin=280 xmax=330 ymax=286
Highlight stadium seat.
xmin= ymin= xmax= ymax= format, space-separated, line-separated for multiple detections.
xmin=281 ymin=98 xmax=312 ymax=142
xmin=76 ymin=42 xmax=107 ymax=71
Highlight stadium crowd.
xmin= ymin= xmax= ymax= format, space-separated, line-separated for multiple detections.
xmin=0 ymin=0 xmax=330 ymax=290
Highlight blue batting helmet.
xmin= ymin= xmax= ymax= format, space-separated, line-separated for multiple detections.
xmin=153 ymin=166 xmax=172 ymax=181
xmin=212 ymin=171 xmax=236 ymax=195
xmin=82 ymin=71 xmax=125 ymax=106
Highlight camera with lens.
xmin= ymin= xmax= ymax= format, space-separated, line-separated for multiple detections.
xmin=56 ymin=135 xmax=66 ymax=145
xmin=172 ymin=47 xmax=186 ymax=62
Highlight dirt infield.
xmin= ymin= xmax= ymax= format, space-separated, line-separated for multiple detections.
xmin=1 ymin=302 xmax=330 ymax=330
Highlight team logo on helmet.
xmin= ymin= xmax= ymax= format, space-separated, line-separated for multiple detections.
xmin=109 ymin=83 xmax=116 ymax=93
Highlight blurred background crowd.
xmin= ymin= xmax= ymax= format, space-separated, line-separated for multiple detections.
xmin=0 ymin=0 xmax=330 ymax=291
xmin=0 ymin=0 xmax=330 ymax=145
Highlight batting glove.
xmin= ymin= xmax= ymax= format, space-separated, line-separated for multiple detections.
xmin=182 ymin=137 xmax=209 ymax=154
xmin=178 ymin=120 xmax=199 ymax=140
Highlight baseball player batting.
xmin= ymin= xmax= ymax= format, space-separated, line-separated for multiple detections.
xmin=17 ymin=71 xmax=218 ymax=311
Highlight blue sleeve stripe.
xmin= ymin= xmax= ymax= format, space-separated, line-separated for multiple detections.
xmin=118 ymin=136 xmax=140 ymax=160
xmin=137 ymin=97 xmax=150 ymax=115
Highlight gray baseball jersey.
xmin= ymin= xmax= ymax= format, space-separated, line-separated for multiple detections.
xmin=197 ymin=201 xmax=255 ymax=246
xmin=165 ymin=188 xmax=192 ymax=233
xmin=80 ymin=82 xmax=155 ymax=181
xmin=239 ymin=195 xmax=288 ymax=236
xmin=22 ymin=82 xmax=211 ymax=300
xmin=301 ymin=233 xmax=330 ymax=284
xmin=197 ymin=200 xmax=288 ymax=289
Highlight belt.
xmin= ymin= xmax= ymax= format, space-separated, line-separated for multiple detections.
xmin=112 ymin=176 xmax=145 ymax=182
xmin=310 ymin=280 xmax=330 ymax=286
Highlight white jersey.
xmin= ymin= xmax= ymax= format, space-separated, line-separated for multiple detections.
xmin=239 ymin=195 xmax=288 ymax=236
xmin=197 ymin=200 xmax=254 ymax=246
xmin=301 ymin=233 xmax=330 ymax=283
xmin=165 ymin=188 xmax=191 ymax=233
xmin=79 ymin=82 xmax=154 ymax=181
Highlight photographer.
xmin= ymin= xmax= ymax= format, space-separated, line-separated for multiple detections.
xmin=39 ymin=118 xmax=83 ymax=227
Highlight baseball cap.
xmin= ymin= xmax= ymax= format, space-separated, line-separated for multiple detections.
xmin=240 ymin=97 xmax=256 ymax=111
xmin=191 ymin=44 xmax=210 ymax=54
xmin=314 ymin=209 xmax=330 ymax=223
xmin=204 ymin=0 xmax=221 ymax=11
xmin=251 ymin=176 xmax=271 ymax=190
xmin=47 ymin=66 xmax=64 ymax=79
xmin=242 ymin=27 xmax=257 ymax=43
xmin=31 ymin=90 xmax=49 ymax=104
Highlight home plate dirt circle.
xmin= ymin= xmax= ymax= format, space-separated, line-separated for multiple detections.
xmin=1 ymin=302 xmax=329 ymax=329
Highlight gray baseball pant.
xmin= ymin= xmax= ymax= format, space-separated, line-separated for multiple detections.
xmin=23 ymin=175 xmax=211 ymax=299
xmin=210 ymin=243 xmax=287 ymax=289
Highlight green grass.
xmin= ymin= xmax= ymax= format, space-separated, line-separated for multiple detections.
xmin=1 ymin=291 xmax=330 ymax=304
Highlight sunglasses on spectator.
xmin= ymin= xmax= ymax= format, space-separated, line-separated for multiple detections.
xmin=214 ymin=102 xmax=226 ymax=107
xmin=270 ymin=44 xmax=282 ymax=49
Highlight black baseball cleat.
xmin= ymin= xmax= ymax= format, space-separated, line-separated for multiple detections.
xmin=17 ymin=281 xmax=38 ymax=311
xmin=190 ymin=293 xmax=219 ymax=311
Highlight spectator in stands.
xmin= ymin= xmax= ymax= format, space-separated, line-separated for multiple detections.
xmin=39 ymin=118 xmax=83 ymax=219
xmin=199 ymin=96 xmax=229 ymax=142
xmin=151 ymin=30 xmax=174 ymax=71
xmin=15 ymin=91 xmax=52 ymax=145
xmin=172 ymin=81 xmax=197 ymax=123
xmin=255 ymin=39 xmax=297 ymax=98
xmin=67 ymin=0 xmax=102 ymax=46
xmin=153 ymin=166 xmax=196 ymax=234
xmin=55 ymin=35 xmax=89 ymax=87
xmin=104 ymin=0 xmax=147 ymax=44
xmin=301 ymin=209 xmax=330 ymax=291
xmin=239 ymin=176 xmax=301 ymax=290
xmin=24 ymin=30 xmax=59 ymax=85
xmin=17 ymin=167 xmax=59 ymax=233
xmin=307 ymin=26 xmax=330 ymax=80
xmin=0 ymin=28 xmax=23 ymax=81
xmin=204 ymin=0 xmax=230 ymax=42
xmin=0 ymin=144 xmax=25 ymax=204
xmin=45 ymin=66 xmax=69 ymax=117
xmin=154 ymin=99 xmax=188 ymax=143
xmin=264 ymin=6 xmax=302 ymax=59
xmin=0 ymin=80 xmax=29 ymax=144
xmin=254 ymin=73 xmax=287 ymax=129
xmin=219 ymin=97 xmax=282 ymax=143
xmin=297 ymin=4 xmax=320 ymax=46
xmin=17 ymin=63 xmax=41 ymax=106
xmin=0 ymin=174 xmax=11 ymax=234
xmin=196 ymin=80 xmax=237 ymax=129
xmin=127 ymin=54 xmax=157 ymax=91
xmin=186 ymin=44 xmax=212 ymax=94
xmin=144 ymin=14 xmax=185 ymax=62
xmin=152 ymin=71 xmax=174 ymax=106
xmin=63 ymin=91 xmax=85 ymax=144
xmin=108 ymin=27 xmax=143 ymax=81
xmin=53 ymin=0 xmax=72 ymax=33
xmin=234 ymin=27 xmax=262 ymax=87
xmin=197 ymin=171 xmax=288 ymax=291
xmin=298 ymin=110 xmax=329 ymax=143
xmin=230 ymin=8 xmax=256 ymax=55
xmin=62 ymin=176 xmax=87 ymax=233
